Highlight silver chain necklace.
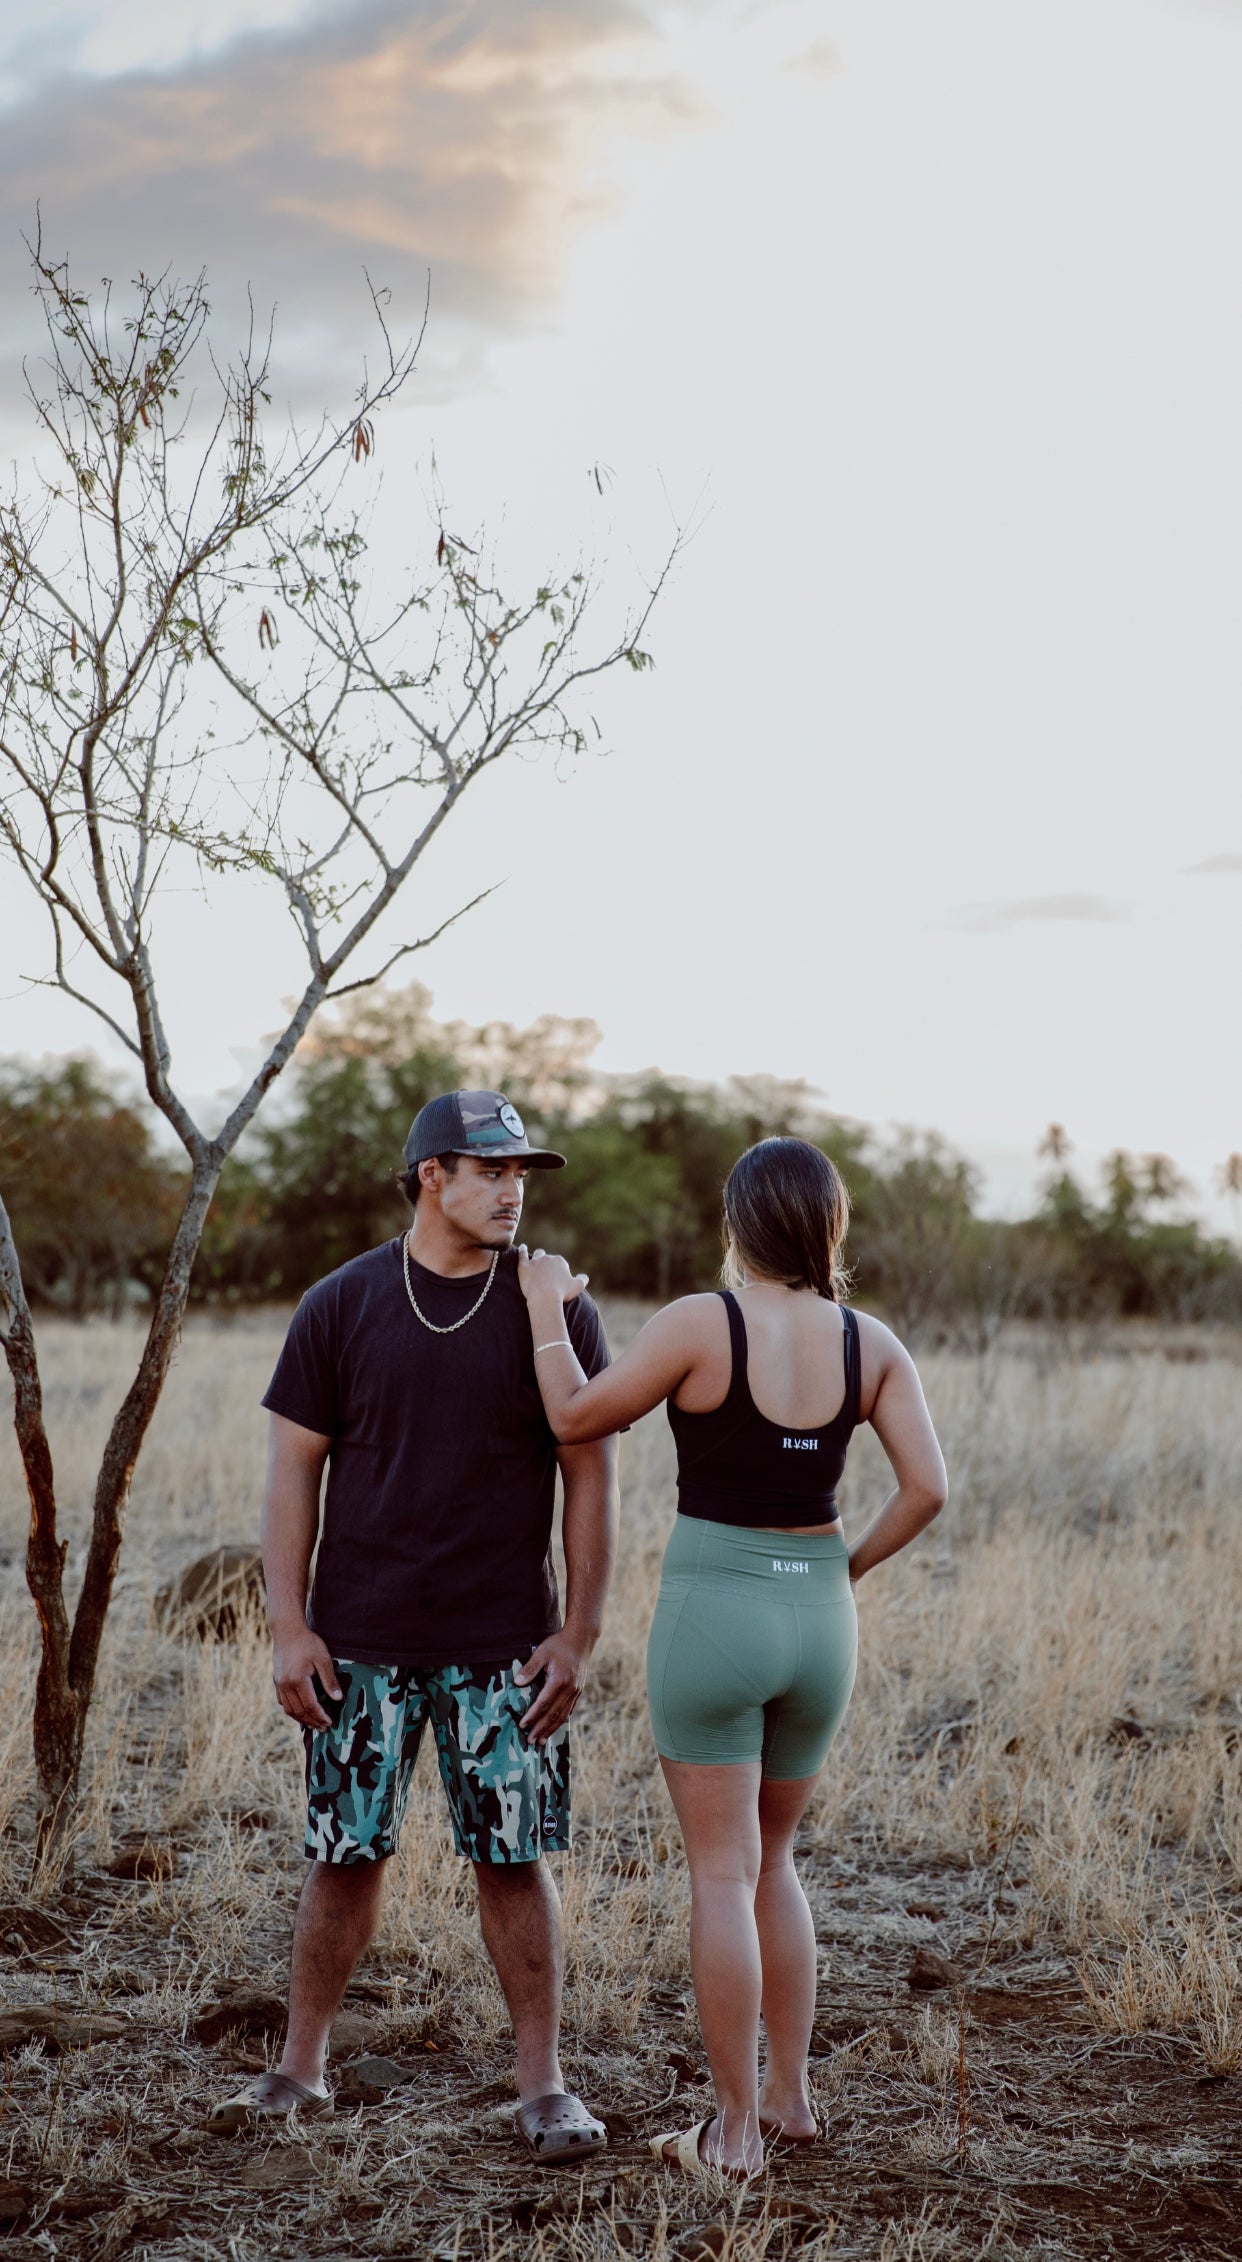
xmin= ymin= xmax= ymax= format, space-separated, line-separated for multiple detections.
xmin=402 ymin=1235 xmax=499 ymax=1334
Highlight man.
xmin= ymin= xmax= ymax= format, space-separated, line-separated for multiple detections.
xmin=208 ymin=1090 xmax=618 ymax=2164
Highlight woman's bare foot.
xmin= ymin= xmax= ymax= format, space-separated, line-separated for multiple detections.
xmin=757 ymin=2085 xmax=818 ymax=2143
xmin=660 ymin=2111 xmax=765 ymax=2180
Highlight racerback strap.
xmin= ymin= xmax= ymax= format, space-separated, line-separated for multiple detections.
xmin=840 ymin=1306 xmax=861 ymax=1425
xmin=719 ymin=1290 xmax=751 ymax=1407
xmin=671 ymin=1291 xmax=753 ymax=1474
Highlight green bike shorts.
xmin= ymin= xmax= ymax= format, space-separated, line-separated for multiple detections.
xmin=302 ymin=1657 xmax=569 ymax=1865
xmin=646 ymin=1518 xmax=858 ymax=1779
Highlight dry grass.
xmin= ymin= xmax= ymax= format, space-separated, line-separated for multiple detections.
xmin=0 ymin=1312 xmax=1240 ymax=2258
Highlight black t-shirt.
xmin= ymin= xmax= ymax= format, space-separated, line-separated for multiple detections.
xmin=261 ymin=1239 xmax=611 ymax=1669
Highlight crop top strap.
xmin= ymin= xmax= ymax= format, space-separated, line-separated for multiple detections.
xmin=717 ymin=1290 xmax=752 ymax=1409
xmin=840 ymin=1305 xmax=861 ymax=1426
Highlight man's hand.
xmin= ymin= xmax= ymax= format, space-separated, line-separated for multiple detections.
xmin=517 ymin=1245 xmax=589 ymax=1306
xmin=272 ymin=1619 xmax=342 ymax=1730
xmin=513 ymin=1628 xmax=594 ymax=1742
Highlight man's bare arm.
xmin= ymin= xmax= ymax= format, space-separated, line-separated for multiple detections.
xmin=261 ymin=1411 xmax=341 ymax=1730
xmin=516 ymin=1435 xmax=619 ymax=1743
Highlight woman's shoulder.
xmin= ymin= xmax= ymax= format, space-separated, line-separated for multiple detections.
xmin=635 ymin=1291 xmax=729 ymax=1349
xmin=850 ymin=1307 xmax=906 ymax=1350
xmin=849 ymin=1307 xmax=919 ymax=1396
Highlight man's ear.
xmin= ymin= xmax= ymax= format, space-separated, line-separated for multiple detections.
xmin=418 ymin=1157 xmax=441 ymax=1197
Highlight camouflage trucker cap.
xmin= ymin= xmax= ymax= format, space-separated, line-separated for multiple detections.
xmin=403 ymin=1089 xmax=566 ymax=1171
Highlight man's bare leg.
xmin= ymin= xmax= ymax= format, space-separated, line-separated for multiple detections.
xmin=279 ymin=1858 xmax=389 ymax=2091
xmin=473 ymin=1858 xmax=564 ymax=2102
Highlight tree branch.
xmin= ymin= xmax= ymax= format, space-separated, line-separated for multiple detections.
xmin=323 ymin=886 xmax=498 ymax=1000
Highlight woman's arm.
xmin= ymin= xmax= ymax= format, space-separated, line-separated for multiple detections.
xmin=517 ymin=1246 xmax=713 ymax=1439
xmin=847 ymin=1322 xmax=947 ymax=1583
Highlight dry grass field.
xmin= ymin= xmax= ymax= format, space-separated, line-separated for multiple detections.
xmin=1 ymin=1310 xmax=1240 ymax=2260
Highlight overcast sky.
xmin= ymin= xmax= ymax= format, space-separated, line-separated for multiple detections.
xmin=1 ymin=0 xmax=1240 ymax=1224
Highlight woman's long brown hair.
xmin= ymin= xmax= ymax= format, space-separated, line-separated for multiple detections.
xmin=721 ymin=1137 xmax=851 ymax=1301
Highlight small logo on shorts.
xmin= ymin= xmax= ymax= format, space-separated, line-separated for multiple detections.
xmin=542 ymin=1815 xmax=559 ymax=1834
xmin=773 ymin=1558 xmax=810 ymax=1574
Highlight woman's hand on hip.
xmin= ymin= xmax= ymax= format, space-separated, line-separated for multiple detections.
xmin=517 ymin=1245 xmax=589 ymax=1306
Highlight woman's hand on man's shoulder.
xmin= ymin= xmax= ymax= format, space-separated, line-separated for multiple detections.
xmin=517 ymin=1244 xmax=590 ymax=1305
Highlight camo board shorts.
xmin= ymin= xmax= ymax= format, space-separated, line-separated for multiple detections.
xmin=302 ymin=1657 xmax=570 ymax=1865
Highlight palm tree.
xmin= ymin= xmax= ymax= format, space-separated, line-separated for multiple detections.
xmin=1218 ymin=1153 xmax=1242 ymax=1245
xmin=1038 ymin=1123 xmax=1072 ymax=1164
xmin=1139 ymin=1154 xmax=1187 ymax=1209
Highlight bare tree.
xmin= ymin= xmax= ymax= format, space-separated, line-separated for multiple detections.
xmin=0 ymin=241 xmax=676 ymax=1863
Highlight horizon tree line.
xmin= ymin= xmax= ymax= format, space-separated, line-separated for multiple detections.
xmin=3 ymin=982 xmax=1239 ymax=1335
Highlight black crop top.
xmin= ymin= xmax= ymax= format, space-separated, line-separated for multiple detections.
xmin=668 ymin=1290 xmax=861 ymax=1529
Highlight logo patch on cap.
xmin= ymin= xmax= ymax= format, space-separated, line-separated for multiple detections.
xmin=499 ymin=1102 xmax=525 ymax=1138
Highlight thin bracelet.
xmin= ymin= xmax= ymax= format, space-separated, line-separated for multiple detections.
xmin=534 ymin=1339 xmax=574 ymax=1356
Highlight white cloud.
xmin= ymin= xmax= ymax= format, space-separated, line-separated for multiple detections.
xmin=948 ymin=893 xmax=1131 ymax=935
xmin=783 ymin=39 xmax=841 ymax=82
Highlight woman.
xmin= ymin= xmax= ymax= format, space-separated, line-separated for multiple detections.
xmin=518 ymin=1136 xmax=947 ymax=2182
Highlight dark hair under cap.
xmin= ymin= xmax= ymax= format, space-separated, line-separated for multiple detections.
xmin=721 ymin=1137 xmax=851 ymax=1302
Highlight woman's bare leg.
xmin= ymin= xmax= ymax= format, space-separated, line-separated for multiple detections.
xmin=754 ymin=1773 xmax=821 ymax=2137
xmin=658 ymin=1757 xmax=765 ymax=2177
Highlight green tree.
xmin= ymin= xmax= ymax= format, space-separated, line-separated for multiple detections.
xmin=851 ymin=1131 xmax=980 ymax=1337
xmin=200 ymin=1038 xmax=462 ymax=1299
xmin=0 ymin=1058 xmax=180 ymax=1313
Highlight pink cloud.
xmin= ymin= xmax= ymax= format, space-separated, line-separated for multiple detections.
xmin=0 ymin=0 xmax=701 ymax=389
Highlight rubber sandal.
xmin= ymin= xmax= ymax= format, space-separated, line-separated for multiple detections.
xmin=649 ymin=2116 xmax=766 ymax=2184
xmin=515 ymin=2091 xmax=607 ymax=2166
xmin=206 ymin=2070 xmax=334 ymax=2135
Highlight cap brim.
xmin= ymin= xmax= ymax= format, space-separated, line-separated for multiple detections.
xmin=447 ymin=1144 xmax=567 ymax=1169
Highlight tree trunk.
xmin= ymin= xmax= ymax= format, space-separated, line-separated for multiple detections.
xmin=0 ymin=1197 xmax=77 ymax=1860
xmin=1 ymin=1163 xmax=220 ymax=1870
xmin=67 ymin=1161 xmax=220 ymax=1714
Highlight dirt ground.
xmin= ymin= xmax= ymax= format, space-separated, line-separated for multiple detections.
xmin=1 ymin=1313 xmax=1240 ymax=2260
xmin=2 ymin=1820 xmax=1238 ymax=2259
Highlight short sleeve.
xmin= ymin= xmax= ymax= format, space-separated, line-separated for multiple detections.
xmin=566 ymin=1291 xmax=611 ymax=1381
xmin=562 ymin=1291 xmax=630 ymax=1429
xmin=261 ymin=1291 xmax=340 ymax=1438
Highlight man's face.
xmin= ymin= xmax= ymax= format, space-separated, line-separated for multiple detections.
xmin=421 ymin=1154 xmax=528 ymax=1248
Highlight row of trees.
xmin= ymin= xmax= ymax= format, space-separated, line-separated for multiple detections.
xmin=5 ymin=982 xmax=1240 ymax=1333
